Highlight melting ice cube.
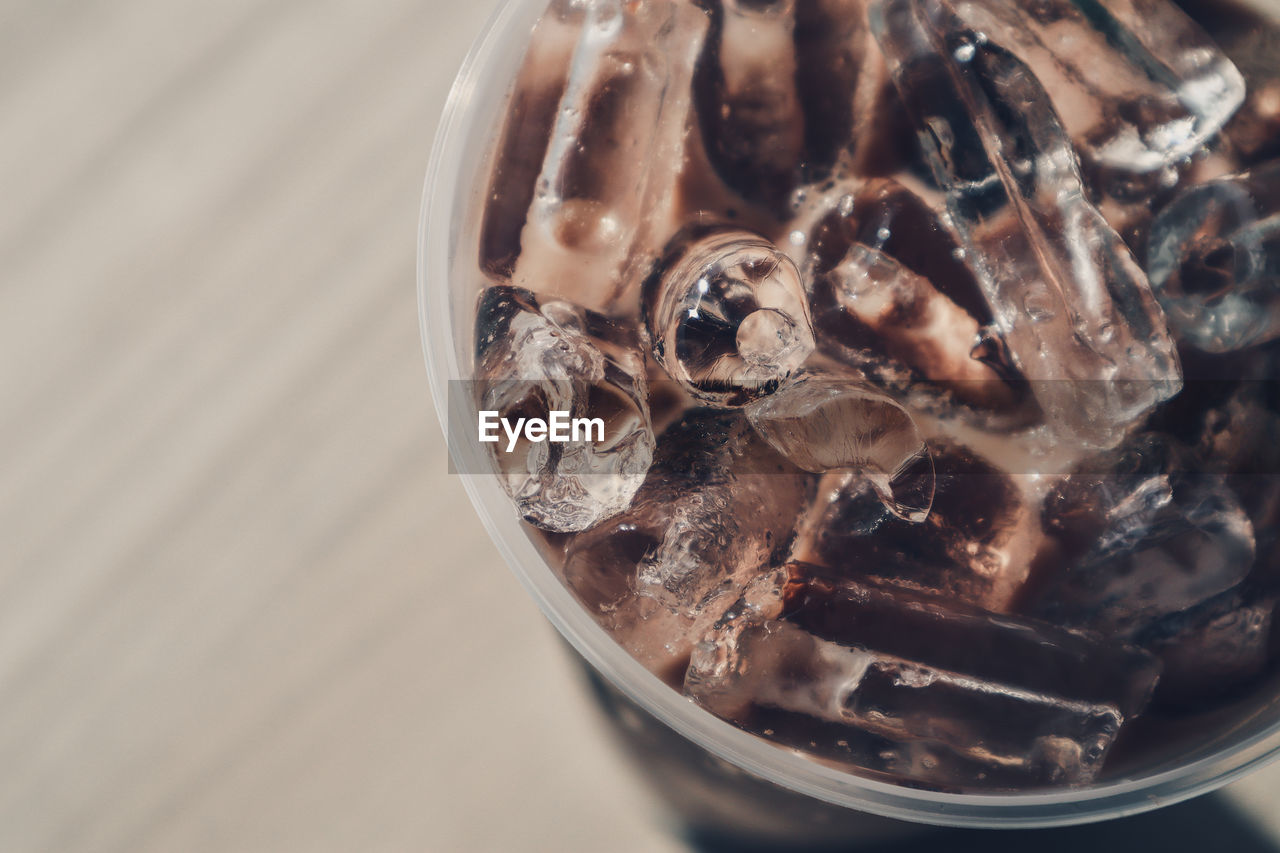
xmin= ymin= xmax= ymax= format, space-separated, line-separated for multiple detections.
xmin=1027 ymin=434 xmax=1256 ymax=637
xmin=789 ymin=440 xmax=1038 ymax=612
xmin=559 ymin=410 xmax=812 ymax=681
xmin=871 ymin=0 xmax=1183 ymax=448
xmin=644 ymin=225 xmax=816 ymax=406
xmin=685 ymin=563 xmax=1159 ymax=789
xmin=474 ymin=285 xmax=655 ymax=532
xmin=1147 ymin=161 xmax=1280 ymax=353
xmin=511 ymin=0 xmax=710 ymax=312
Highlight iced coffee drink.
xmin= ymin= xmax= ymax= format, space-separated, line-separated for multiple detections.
xmin=467 ymin=0 xmax=1280 ymax=791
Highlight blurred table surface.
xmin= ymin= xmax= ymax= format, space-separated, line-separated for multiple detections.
xmin=2 ymin=1 xmax=1279 ymax=851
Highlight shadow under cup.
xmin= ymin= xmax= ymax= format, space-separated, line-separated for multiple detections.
xmin=418 ymin=0 xmax=1280 ymax=839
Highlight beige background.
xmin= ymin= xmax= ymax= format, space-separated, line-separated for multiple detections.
xmin=3 ymin=1 xmax=1280 ymax=851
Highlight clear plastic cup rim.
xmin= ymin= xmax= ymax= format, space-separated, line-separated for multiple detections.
xmin=417 ymin=0 xmax=1280 ymax=829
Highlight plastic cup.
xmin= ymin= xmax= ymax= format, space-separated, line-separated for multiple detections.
xmin=419 ymin=0 xmax=1280 ymax=838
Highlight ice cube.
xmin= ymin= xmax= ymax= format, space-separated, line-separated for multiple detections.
xmin=784 ymin=564 xmax=1161 ymax=717
xmin=1147 ymin=161 xmax=1280 ymax=353
xmin=1026 ymin=435 xmax=1256 ymax=637
xmin=559 ymin=410 xmax=812 ymax=682
xmin=1134 ymin=589 xmax=1274 ymax=708
xmin=788 ymin=179 xmax=1032 ymax=419
xmin=688 ymin=619 xmax=1084 ymax=790
xmin=915 ymin=0 xmax=1243 ymax=178
xmin=479 ymin=0 xmax=586 ymax=279
xmin=817 ymin=242 xmax=1015 ymax=407
xmin=903 ymin=0 xmax=1243 ymax=254
xmin=693 ymin=0 xmax=805 ymax=213
xmin=682 ymin=585 xmax=971 ymax=790
xmin=870 ymin=0 xmax=1182 ymax=448
xmin=792 ymin=177 xmax=987 ymax=319
xmin=643 ymin=225 xmax=816 ymax=406
xmin=474 ymin=285 xmax=655 ymax=532
xmin=745 ymin=369 xmax=934 ymax=521
xmin=685 ymin=563 xmax=1159 ymax=789
xmin=690 ymin=619 xmax=1125 ymax=788
xmin=1179 ymin=0 xmax=1280 ymax=164
xmin=512 ymin=0 xmax=710 ymax=312
xmin=789 ymin=440 xmax=1038 ymax=612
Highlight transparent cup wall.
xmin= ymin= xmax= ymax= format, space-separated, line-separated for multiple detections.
xmin=420 ymin=0 xmax=1280 ymax=830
